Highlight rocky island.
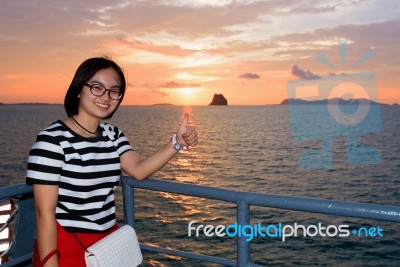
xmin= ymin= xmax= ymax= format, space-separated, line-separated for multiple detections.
xmin=209 ymin=94 xmax=228 ymax=105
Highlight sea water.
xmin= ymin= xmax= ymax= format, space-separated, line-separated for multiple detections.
xmin=0 ymin=104 xmax=399 ymax=266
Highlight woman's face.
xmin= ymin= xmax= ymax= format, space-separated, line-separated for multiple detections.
xmin=78 ymin=67 xmax=122 ymax=120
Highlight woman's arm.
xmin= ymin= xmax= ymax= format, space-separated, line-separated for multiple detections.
xmin=120 ymin=113 xmax=198 ymax=180
xmin=120 ymin=143 xmax=178 ymax=180
xmin=33 ymin=184 xmax=59 ymax=267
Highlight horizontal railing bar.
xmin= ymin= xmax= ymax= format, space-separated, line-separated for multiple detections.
xmin=2 ymin=178 xmax=400 ymax=267
xmin=0 ymin=253 xmax=33 ymax=267
xmin=240 ymin=191 xmax=400 ymax=223
xmin=140 ymin=244 xmax=237 ymax=266
xmin=0 ymin=184 xmax=32 ymax=199
xmin=123 ymin=177 xmax=400 ymax=223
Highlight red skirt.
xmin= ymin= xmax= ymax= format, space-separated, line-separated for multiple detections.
xmin=33 ymin=223 xmax=118 ymax=267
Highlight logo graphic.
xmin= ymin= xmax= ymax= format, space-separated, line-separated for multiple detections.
xmin=188 ymin=220 xmax=384 ymax=243
xmin=287 ymin=40 xmax=383 ymax=169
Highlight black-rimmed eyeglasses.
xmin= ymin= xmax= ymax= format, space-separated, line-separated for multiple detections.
xmin=85 ymin=83 xmax=122 ymax=100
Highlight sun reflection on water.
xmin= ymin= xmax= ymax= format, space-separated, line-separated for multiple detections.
xmin=158 ymin=192 xmax=205 ymax=217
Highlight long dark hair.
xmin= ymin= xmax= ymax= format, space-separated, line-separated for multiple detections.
xmin=64 ymin=57 xmax=127 ymax=119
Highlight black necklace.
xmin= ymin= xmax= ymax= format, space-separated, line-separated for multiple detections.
xmin=70 ymin=116 xmax=98 ymax=135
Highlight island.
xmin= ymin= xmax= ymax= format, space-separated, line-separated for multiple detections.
xmin=209 ymin=94 xmax=228 ymax=105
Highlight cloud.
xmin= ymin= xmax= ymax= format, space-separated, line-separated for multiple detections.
xmin=328 ymin=72 xmax=348 ymax=77
xmin=291 ymin=64 xmax=321 ymax=80
xmin=109 ymin=0 xmax=289 ymax=37
xmin=0 ymin=0 xmax=399 ymax=104
xmin=273 ymin=19 xmax=400 ymax=64
xmin=239 ymin=73 xmax=260 ymax=79
xmin=288 ymin=0 xmax=366 ymax=15
xmin=107 ymin=35 xmax=197 ymax=57
xmin=158 ymin=81 xmax=201 ymax=88
xmin=143 ymin=84 xmax=169 ymax=97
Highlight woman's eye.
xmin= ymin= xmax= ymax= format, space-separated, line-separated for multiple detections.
xmin=92 ymin=85 xmax=104 ymax=92
xmin=110 ymin=90 xmax=121 ymax=96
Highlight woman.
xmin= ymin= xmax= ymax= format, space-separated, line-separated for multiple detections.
xmin=26 ymin=57 xmax=198 ymax=267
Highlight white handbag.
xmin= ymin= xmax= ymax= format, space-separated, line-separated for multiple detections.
xmin=59 ymin=202 xmax=142 ymax=267
xmin=81 ymin=225 xmax=142 ymax=267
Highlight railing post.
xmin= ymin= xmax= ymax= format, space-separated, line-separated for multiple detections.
xmin=122 ymin=177 xmax=135 ymax=227
xmin=12 ymin=192 xmax=35 ymax=263
xmin=237 ymin=200 xmax=250 ymax=267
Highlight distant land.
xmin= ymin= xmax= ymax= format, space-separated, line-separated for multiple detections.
xmin=279 ymin=98 xmax=395 ymax=106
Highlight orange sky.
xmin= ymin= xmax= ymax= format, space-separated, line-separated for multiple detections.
xmin=0 ymin=0 xmax=399 ymax=105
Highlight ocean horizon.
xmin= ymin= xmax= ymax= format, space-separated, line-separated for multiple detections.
xmin=1 ymin=96 xmax=400 ymax=107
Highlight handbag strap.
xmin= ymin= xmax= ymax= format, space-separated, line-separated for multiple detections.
xmin=39 ymin=249 xmax=59 ymax=267
xmin=71 ymin=233 xmax=89 ymax=253
xmin=57 ymin=202 xmax=90 ymax=252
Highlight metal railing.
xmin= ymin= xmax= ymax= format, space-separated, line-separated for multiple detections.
xmin=121 ymin=177 xmax=400 ymax=266
xmin=1 ymin=177 xmax=400 ymax=266
xmin=0 ymin=184 xmax=35 ymax=267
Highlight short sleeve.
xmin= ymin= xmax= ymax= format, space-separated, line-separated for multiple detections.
xmin=101 ymin=123 xmax=133 ymax=156
xmin=26 ymin=130 xmax=65 ymax=185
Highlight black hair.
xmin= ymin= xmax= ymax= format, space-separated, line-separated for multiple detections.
xmin=64 ymin=57 xmax=126 ymax=119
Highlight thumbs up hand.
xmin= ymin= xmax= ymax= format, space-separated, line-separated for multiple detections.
xmin=176 ymin=113 xmax=198 ymax=150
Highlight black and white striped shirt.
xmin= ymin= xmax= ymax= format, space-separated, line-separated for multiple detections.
xmin=26 ymin=120 xmax=133 ymax=233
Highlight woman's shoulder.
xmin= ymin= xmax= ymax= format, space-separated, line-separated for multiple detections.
xmin=34 ymin=120 xmax=75 ymax=144
xmin=100 ymin=122 xmax=119 ymax=133
xmin=31 ymin=121 xmax=67 ymax=149
xmin=39 ymin=120 xmax=66 ymax=135
xmin=100 ymin=122 xmax=121 ymax=141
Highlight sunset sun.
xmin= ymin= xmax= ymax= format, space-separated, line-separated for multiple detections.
xmin=179 ymin=88 xmax=196 ymax=96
